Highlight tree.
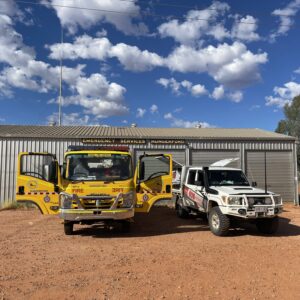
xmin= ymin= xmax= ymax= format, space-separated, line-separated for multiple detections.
xmin=276 ymin=95 xmax=300 ymax=137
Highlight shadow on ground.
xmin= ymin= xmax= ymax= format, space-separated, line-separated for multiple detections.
xmin=73 ymin=206 xmax=300 ymax=238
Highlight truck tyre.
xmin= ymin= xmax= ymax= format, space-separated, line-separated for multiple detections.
xmin=175 ymin=197 xmax=189 ymax=219
xmin=64 ymin=222 xmax=74 ymax=235
xmin=256 ymin=217 xmax=279 ymax=234
xmin=121 ymin=221 xmax=131 ymax=233
xmin=208 ymin=206 xmax=230 ymax=236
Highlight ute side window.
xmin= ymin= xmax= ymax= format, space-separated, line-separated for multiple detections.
xmin=21 ymin=155 xmax=56 ymax=182
xmin=187 ymin=170 xmax=197 ymax=185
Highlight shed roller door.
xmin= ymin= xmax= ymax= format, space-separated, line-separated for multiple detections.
xmin=246 ymin=151 xmax=294 ymax=202
xmin=135 ymin=150 xmax=186 ymax=166
xmin=190 ymin=151 xmax=240 ymax=168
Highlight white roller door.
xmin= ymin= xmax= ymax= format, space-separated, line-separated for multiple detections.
xmin=246 ymin=151 xmax=295 ymax=202
xmin=190 ymin=151 xmax=240 ymax=168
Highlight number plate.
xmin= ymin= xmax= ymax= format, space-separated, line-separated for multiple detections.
xmin=255 ymin=206 xmax=268 ymax=213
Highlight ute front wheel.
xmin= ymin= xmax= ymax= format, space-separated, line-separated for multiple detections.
xmin=208 ymin=206 xmax=230 ymax=236
xmin=64 ymin=222 xmax=74 ymax=235
xmin=256 ymin=217 xmax=279 ymax=234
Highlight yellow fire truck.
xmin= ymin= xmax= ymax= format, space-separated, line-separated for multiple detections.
xmin=16 ymin=146 xmax=172 ymax=234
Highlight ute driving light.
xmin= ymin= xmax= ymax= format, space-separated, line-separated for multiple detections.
xmin=264 ymin=197 xmax=272 ymax=205
xmin=59 ymin=192 xmax=73 ymax=209
xmin=227 ymin=196 xmax=244 ymax=206
xmin=273 ymin=195 xmax=282 ymax=205
xmin=120 ymin=191 xmax=134 ymax=208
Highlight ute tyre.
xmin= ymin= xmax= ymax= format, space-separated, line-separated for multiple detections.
xmin=64 ymin=222 xmax=74 ymax=235
xmin=209 ymin=206 xmax=230 ymax=236
xmin=121 ymin=221 xmax=131 ymax=233
xmin=256 ymin=217 xmax=279 ymax=234
xmin=175 ymin=197 xmax=189 ymax=219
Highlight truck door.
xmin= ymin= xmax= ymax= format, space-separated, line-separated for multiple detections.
xmin=134 ymin=154 xmax=172 ymax=212
xmin=16 ymin=152 xmax=60 ymax=214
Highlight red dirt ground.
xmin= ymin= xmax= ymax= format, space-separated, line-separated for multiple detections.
xmin=0 ymin=204 xmax=299 ymax=300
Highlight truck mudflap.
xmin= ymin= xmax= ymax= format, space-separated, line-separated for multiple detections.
xmin=219 ymin=205 xmax=283 ymax=218
xmin=60 ymin=208 xmax=134 ymax=221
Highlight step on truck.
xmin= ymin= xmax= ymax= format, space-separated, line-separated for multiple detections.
xmin=16 ymin=146 xmax=173 ymax=235
xmin=173 ymin=159 xmax=283 ymax=236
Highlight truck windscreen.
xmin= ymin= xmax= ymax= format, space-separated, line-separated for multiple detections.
xmin=208 ymin=170 xmax=250 ymax=186
xmin=66 ymin=154 xmax=133 ymax=181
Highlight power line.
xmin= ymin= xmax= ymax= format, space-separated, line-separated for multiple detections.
xmin=0 ymin=0 xmax=295 ymax=27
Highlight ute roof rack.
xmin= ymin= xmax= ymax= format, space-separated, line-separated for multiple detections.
xmin=67 ymin=145 xmax=130 ymax=152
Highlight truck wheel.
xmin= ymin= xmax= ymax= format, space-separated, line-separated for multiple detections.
xmin=175 ymin=197 xmax=189 ymax=219
xmin=256 ymin=217 xmax=279 ymax=234
xmin=208 ymin=206 xmax=230 ymax=236
xmin=64 ymin=222 xmax=74 ymax=235
xmin=121 ymin=221 xmax=131 ymax=233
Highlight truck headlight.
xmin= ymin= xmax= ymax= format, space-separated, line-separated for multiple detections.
xmin=121 ymin=192 xmax=134 ymax=208
xmin=227 ymin=196 xmax=244 ymax=205
xmin=59 ymin=192 xmax=73 ymax=209
xmin=273 ymin=195 xmax=282 ymax=205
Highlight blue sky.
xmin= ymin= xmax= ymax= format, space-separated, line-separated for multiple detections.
xmin=0 ymin=0 xmax=300 ymax=130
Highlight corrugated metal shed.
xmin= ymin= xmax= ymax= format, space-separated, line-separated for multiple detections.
xmin=0 ymin=125 xmax=298 ymax=208
xmin=0 ymin=125 xmax=295 ymax=141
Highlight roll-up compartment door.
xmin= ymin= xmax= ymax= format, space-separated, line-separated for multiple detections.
xmin=246 ymin=151 xmax=295 ymax=202
xmin=135 ymin=150 xmax=186 ymax=166
xmin=190 ymin=151 xmax=240 ymax=168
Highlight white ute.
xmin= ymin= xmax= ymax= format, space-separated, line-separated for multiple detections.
xmin=173 ymin=160 xmax=283 ymax=236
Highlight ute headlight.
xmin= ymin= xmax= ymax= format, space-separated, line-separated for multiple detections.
xmin=227 ymin=196 xmax=244 ymax=206
xmin=59 ymin=192 xmax=73 ymax=209
xmin=264 ymin=197 xmax=272 ymax=205
xmin=121 ymin=191 xmax=134 ymax=208
xmin=273 ymin=195 xmax=282 ymax=205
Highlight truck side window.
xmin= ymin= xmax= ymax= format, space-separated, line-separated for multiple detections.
xmin=187 ymin=170 xmax=197 ymax=185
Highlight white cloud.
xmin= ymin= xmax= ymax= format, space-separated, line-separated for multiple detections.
xmin=294 ymin=67 xmax=300 ymax=74
xmin=49 ymin=34 xmax=267 ymax=89
xmin=164 ymin=112 xmax=213 ymax=128
xmin=265 ymin=81 xmax=300 ymax=108
xmin=150 ymin=104 xmax=158 ymax=114
xmin=47 ymin=112 xmax=91 ymax=125
xmin=158 ymin=2 xmax=230 ymax=45
xmin=43 ymin=0 xmax=148 ymax=35
xmin=0 ymin=117 xmax=5 ymax=123
xmin=211 ymin=85 xmax=225 ymax=100
xmin=231 ymin=15 xmax=260 ymax=42
xmin=157 ymin=77 xmax=207 ymax=97
xmin=270 ymin=0 xmax=300 ymax=41
xmin=228 ymin=90 xmax=243 ymax=103
xmin=136 ymin=108 xmax=146 ymax=118
xmin=166 ymin=42 xmax=267 ymax=88
xmin=110 ymin=43 xmax=163 ymax=72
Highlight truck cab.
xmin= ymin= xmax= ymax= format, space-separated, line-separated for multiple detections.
xmin=173 ymin=165 xmax=283 ymax=236
xmin=16 ymin=146 xmax=173 ymax=234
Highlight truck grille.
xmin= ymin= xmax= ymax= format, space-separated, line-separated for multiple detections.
xmin=80 ymin=196 xmax=123 ymax=209
xmin=247 ymin=196 xmax=272 ymax=207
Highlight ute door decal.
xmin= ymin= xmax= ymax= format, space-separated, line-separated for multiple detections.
xmin=16 ymin=152 xmax=60 ymax=214
xmin=184 ymin=170 xmax=206 ymax=212
xmin=135 ymin=154 xmax=172 ymax=212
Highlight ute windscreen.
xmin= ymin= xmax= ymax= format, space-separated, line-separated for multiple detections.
xmin=208 ymin=170 xmax=250 ymax=187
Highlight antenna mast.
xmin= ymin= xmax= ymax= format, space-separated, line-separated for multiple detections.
xmin=58 ymin=27 xmax=63 ymax=126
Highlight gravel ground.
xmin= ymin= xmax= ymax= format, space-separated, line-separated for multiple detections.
xmin=0 ymin=204 xmax=299 ymax=300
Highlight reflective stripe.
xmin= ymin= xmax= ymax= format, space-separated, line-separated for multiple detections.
xmin=25 ymin=192 xmax=57 ymax=195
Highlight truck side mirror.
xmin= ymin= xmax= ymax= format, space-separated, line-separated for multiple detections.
xmin=62 ymin=162 xmax=67 ymax=179
xmin=43 ymin=162 xmax=57 ymax=183
xmin=252 ymin=181 xmax=257 ymax=187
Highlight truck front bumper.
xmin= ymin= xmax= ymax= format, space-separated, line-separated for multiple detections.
xmin=220 ymin=205 xmax=283 ymax=218
xmin=59 ymin=208 xmax=134 ymax=222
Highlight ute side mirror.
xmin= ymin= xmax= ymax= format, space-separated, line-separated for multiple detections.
xmin=252 ymin=181 xmax=257 ymax=187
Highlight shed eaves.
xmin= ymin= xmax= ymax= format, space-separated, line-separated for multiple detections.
xmin=0 ymin=125 xmax=295 ymax=141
